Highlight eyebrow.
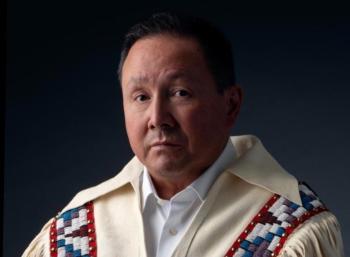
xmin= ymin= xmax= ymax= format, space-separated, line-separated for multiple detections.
xmin=126 ymin=70 xmax=194 ymax=89
xmin=126 ymin=76 xmax=149 ymax=88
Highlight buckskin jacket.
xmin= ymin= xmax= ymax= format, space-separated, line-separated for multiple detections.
xmin=23 ymin=135 xmax=344 ymax=257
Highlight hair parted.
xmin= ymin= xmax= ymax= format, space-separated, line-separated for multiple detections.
xmin=118 ymin=12 xmax=236 ymax=93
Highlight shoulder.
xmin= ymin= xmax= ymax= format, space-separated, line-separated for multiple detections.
xmin=278 ymin=184 xmax=344 ymax=257
xmin=60 ymin=156 xmax=143 ymax=213
xmin=226 ymin=182 xmax=344 ymax=257
xmin=280 ymin=211 xmax=344 ymax=257
xmin=22 ymin=156 xmax=143 ymax=257
xmin=22 ymin=218 xmax=54 ymax=257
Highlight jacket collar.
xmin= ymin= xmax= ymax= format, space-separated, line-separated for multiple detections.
xmin=227 ymin=135 xmax=301 ymax=205
xmin=61 ymin=156 xmax=143 ymax=213
xmin=61 ymin=135 xmax=301 ymax=213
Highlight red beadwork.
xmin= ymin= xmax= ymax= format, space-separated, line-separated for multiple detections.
xmin=272 ymin=206 xmax=327 ymax=255
xmin=224 ymin=194 xmax=280 ymax=257
xmin=49 ymin=201 xmax=97 ymax=257
xmin=49 ymin=218 xmax=57 ymax=257
xmin=86 ymin=201 xmax=97 ymax=257
xmin=223 ymin=193 xmax=327 ymax=257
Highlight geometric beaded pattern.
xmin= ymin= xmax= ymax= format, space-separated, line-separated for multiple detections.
xmin=224 ymin=182 xmax=327 ymax=257
xmin=49 ymin=201 xmax=97 ymax=257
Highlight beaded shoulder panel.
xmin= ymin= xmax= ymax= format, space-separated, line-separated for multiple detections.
xmin=224 ymin=182 xmax=327 ymax=257
xmin=49 ymin=201 xmax=97 ymax=257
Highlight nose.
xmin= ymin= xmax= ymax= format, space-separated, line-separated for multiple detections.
xmin=148 ymin=95 xmax=175 ymax=130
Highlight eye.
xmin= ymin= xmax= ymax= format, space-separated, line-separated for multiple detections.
xmin=135 ymin=94 xmax=149 ymax=102
xmin=173 ymin=89 xmax=190 ymax=97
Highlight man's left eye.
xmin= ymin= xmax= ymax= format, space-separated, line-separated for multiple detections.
xmin=174 ymin=90 xmax=190 ymax=97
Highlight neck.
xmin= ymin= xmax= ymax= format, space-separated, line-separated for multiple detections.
xmin=150 ymin=172 xmax=203 ymax=200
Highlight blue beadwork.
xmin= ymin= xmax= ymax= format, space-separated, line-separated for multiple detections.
xmin=51 ymin=202 xmax=94 ymax=257
xmin=230 ymin=182 xmax=326 ymax=257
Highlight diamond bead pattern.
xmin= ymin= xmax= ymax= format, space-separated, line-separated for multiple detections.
xmin=224 ymin=182 xmax=327 ymax=257
xmin=50 ymin=202 xmax=96 ymax=257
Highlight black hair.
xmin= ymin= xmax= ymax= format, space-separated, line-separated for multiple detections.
xmin=118 ymin=12 xmax=236 ymax=93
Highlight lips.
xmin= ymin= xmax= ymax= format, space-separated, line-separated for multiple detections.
xmin=150 ymin=141 xmax=182 ymax=149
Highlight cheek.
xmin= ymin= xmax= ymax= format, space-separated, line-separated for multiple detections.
xmin=178 ymin=108 xmax=210 ymax=134
xmin=125 ymin=115 xmax=143 ymax=145
xmin=125 ymin=122 xmax=146 ymax=160
xmin=180 ymin=106 xmax=226 ymax=141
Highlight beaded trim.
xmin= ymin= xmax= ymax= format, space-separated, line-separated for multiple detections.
xmin=50 ymin=201 xmax=97 ymax=257
xmin=224 ymin=183 xmax=327 ymax=257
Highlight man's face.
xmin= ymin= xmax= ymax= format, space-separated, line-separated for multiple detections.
xmin=121 ymin=35 xmax=241 ymax=184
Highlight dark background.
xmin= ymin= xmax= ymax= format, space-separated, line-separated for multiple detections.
xmin=5 ymin=1 xmax=350 ymax=256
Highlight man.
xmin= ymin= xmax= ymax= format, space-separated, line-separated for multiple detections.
xmin=23 ymin=13 xmax=344 ymax=257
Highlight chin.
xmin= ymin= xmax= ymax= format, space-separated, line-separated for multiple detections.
xmin=146 ymin=158 xmax=187 ymax=178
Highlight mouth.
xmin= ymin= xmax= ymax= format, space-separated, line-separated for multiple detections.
xmin=150 ymin=141 xmax=181 ymax=149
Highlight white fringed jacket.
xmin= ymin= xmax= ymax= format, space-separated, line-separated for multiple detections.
xmin=23 ymin=135 xmax=344 ymax=257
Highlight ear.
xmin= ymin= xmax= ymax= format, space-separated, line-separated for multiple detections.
xmin=224 ymin=85 xmax=243 ymax=127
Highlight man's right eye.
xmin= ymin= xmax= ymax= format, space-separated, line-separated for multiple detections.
xmin=135 ymin=94 xmax=149 ymax=102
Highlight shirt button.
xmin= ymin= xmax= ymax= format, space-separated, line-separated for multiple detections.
xmin=169 ymin=228 xmax=178 ymax=235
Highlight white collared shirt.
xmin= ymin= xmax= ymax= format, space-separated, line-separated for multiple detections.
xmin=141 ymin=139 xmax=236 ymax=257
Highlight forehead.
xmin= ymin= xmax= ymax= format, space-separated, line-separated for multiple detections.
xmin=121 ymin=35 xmax=210 ymax=86
xmin=128 ymin=34 xmax=203 ymax=62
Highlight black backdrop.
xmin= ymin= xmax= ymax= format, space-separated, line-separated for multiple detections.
xmin=5 ymin=1 xmax=350 ymax=256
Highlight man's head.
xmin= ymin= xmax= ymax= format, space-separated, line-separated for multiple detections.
xmin=118 ymin=12 xmax=235 ymax=94
xmin=119 ymin=13 xmax=242 ymax=195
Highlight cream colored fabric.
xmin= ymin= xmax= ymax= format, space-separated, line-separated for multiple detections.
xmin=142 ymin=139 xmax=236 ymax=257
xmin=22 ymin=135 xmax=345 ymax=257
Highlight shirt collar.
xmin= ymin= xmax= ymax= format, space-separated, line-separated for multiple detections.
xmin=190 ymin=139 xmax=236 ymax=200
xmin=141 ymin=169 xmax=200 ymax=212
xmin=141 ymin=167 xmax=158 ymax=210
